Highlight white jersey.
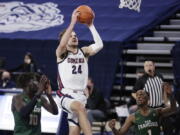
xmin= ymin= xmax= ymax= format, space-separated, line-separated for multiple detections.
xmin=57 ymin=49 xmax=88 ymax=91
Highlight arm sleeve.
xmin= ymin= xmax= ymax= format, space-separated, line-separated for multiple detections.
xmin=133 ymin=77 xmax=145 ymax=93
xmin=89 ymin=25 xmax=103 ymax=54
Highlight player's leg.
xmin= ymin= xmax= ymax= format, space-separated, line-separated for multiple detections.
xmin=68 ymin=111 xmax=81 ymax=135
xmin=69 ymin=126 xmax=80 ymax=135
xmin=57 ymin=94 xmax=92 ymax=135
xmin=70 ymin=101 xmax=92 ymax=135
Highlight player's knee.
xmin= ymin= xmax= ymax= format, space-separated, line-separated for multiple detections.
xmin=75 ymin=103 xmax=86 ymax=114
xmin=71 ymin=101 xmax=86 ymax=114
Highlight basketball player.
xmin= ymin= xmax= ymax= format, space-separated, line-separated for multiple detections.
xmin=108 ymin=89 xmax=176 ymax=135
xmin=11 ymin=73 xmax=58 ymax=135
xmin=56 ymin=9 xmax=103 ymax=135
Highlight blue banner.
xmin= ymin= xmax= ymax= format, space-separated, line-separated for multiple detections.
xmin=0 ymin=0 xmax=180 ymax=42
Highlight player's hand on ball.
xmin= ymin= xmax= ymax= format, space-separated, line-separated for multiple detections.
xmin=71 ymin=9 xmax=80 ymax=25
xmin=76 ymin=5 xmax=94 ymax=25
xmin=108 ymin=119 xmax=116 ymax=129
xmin=86 ymin=18 xmax=94 ymax=27
xmin=87 ymin=10 xmax=95 ymax=27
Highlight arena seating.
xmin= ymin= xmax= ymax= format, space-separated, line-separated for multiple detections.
xmin=112 ymin=10 xmax=180 ymax=105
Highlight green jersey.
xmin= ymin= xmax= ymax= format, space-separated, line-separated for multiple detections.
xmin=12 ymin=95 xmax=42 ymax=135
xmin=134 ymin=109 xmax=160 ymax=135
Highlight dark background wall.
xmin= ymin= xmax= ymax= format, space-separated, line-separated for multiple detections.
xmin=0 ymin=39 xmax=122 ymax=99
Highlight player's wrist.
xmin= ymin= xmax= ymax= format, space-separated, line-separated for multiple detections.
xmin=69 ymin=21 xmax=76 ymax=27
xmin=46 ymin=93 xmax=52 ymax=97
xmin=35 ymin=90 xmax=43 ymax=98
xmin=112 ymin=127 xmax=118 ymax=133
xmin=112 ymin=127 xmax=116 ymax=130
xmin=89 ymin=24 xmax=95 ymax=30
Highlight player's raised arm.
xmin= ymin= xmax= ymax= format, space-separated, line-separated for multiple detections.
xmin=81 ymin=21 xmax=103 ymax=57
xmin=156 ymin=83 xmax=177 ymax=116
xmin=109 ymin=115 xmax=134 ymax=135
xmin=11 ymin=85 xmax=44 ymax=118
xmin=41 ymin=79 xmax=58 ymax=115
xmin=56 ymin=10 xmax=79 ymax=62
xmin=108 ymin=119 xmax=120 ymax=135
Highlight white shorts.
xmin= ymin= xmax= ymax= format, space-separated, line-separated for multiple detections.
xmin=56 ymin=88 xmax=87 ymax=126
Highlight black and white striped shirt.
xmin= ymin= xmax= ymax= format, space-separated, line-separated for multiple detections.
xmin=134 ymin=73 xmax=164 ymax=107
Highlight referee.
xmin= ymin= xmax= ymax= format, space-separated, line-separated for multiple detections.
xmin=132 ymin=60 xmax=164 ymax=108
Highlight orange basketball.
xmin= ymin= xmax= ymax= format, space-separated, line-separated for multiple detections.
xmin=76 ymin=5 xmax=94 ymax=24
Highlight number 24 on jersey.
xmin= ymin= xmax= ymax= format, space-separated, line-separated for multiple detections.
xmin=72 ymin=65 xmax=82 ymax=74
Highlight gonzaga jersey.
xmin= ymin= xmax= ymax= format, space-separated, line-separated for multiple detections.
xmin=58 ymin=49 xmax=88 ymax=91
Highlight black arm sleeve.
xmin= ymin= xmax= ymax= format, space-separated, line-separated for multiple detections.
xmin=19 ymin=95 xmax=39 ymax=118
xmin=133 ymin=76 xmax=146 ymax=93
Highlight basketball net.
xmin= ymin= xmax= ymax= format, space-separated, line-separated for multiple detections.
xmin=119 ymin=0 xmax=142 ymax=12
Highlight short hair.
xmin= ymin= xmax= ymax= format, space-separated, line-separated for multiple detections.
xmin=144 ymin=59 xmax=154 ymax=64
xmin=136 ymin=89 xmax=149 ymax=98
xmin=17 ymin=73 xmax=40 ymax=89
xmin=25 ymin=52 xmax=35 ymax=63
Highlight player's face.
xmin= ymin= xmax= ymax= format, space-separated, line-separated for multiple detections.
xmin=144 ymin=61 xmax=155 ymax=75
xmin=27 ymin=79 xmax=39 ymax=94
xmin=68 ymin=31 xmax=78 ymax=47
xmin=136 ymin=90 xmax=148 ymax=106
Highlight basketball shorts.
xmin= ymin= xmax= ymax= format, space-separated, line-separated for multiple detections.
xmin=56 ymin=88 xmax=87 ymax=126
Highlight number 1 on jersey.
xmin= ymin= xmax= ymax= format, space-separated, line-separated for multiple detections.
xmin=72 ymin=65 xmax=82 ymax=74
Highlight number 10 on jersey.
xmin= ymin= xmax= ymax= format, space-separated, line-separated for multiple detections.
xmin=72 ymin=65 xmax=82 ymax=74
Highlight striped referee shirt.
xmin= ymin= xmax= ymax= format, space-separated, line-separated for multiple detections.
xmin=134 ymin=73 xmax=164 ymax=107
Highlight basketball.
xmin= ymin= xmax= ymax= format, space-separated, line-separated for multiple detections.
xmin=76 ymin=5 xmax=94 ymax=24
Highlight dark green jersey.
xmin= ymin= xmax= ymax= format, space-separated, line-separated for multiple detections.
xmin=12 ymin=94 xmax=42 ymax=135
xmin=134 ymin=109 xmax=160 ymax=135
